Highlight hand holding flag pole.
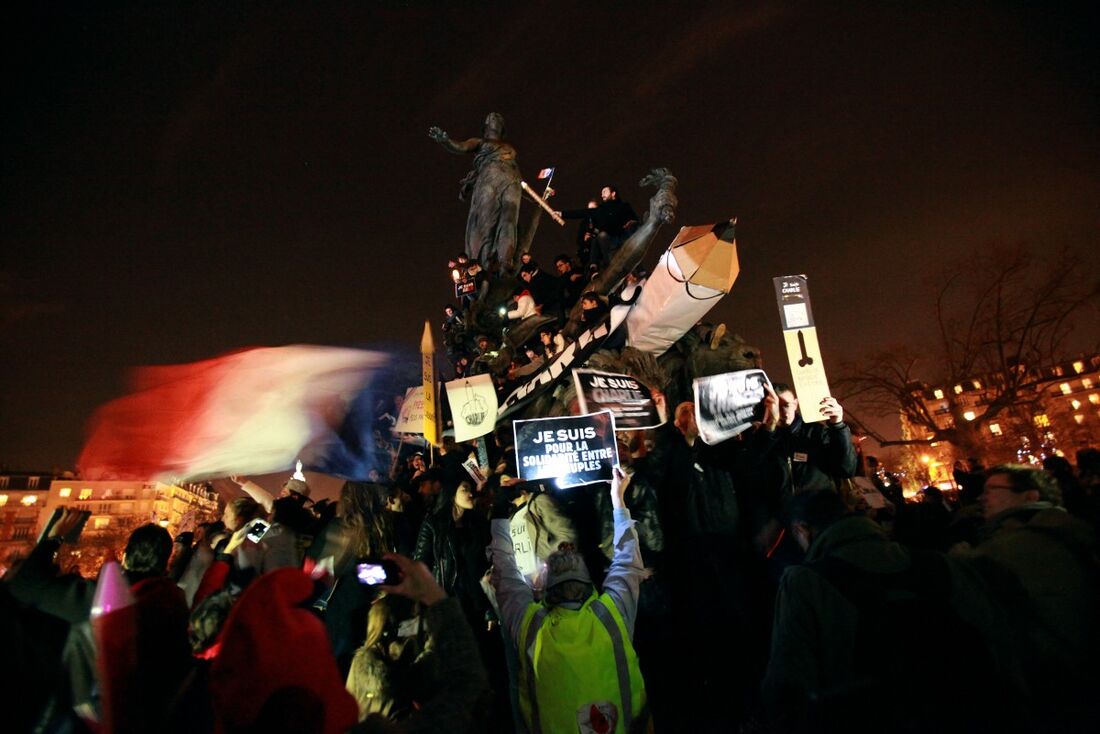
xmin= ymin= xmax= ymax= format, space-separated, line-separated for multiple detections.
xmin=521 ymin=180 xmax=565 ymax=225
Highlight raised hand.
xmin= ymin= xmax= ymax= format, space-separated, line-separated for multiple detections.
xmin=428 ymin=126 xmax=448 ymax=143
xmin=819 ymin=396 xmax=844 ymax=425
xmin=379 ymin=552 xmax=446 ymax=606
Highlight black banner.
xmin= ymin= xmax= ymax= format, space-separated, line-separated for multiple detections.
xmin=513 ymin=410 xmax=618 ymax=488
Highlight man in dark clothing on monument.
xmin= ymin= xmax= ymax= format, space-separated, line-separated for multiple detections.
xmin=556 ymin=185 xmax=639 ymax=268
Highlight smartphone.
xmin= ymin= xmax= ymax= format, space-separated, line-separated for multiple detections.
xmin=246 ymin=519 xmax=271 ymax=543
xmin=356 ymin=559 xmax=401 ymax=586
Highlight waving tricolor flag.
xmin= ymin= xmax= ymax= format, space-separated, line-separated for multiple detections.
xmin=537 ymin=167 xmax=555 ymax=179
xmin=78 ymin=345 xmax=395 ymax=481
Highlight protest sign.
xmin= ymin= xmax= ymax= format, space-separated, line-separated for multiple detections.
xmin=462 ymin=456 xmax=487 ymax=487
xmin=693 ymin=369 xmax=772 ymax=445
xmin=444 ymin=373 xmax=498 ymax=442
xmin=573 ymin=369 xmax=665 ymax=430
xmin=394 ymin=386 xmax=425 ymax=433
xmin=513 ymin=410 xmax=618 ymax=488
xmin=773 ymin=275 xmax=831 ymax=423
xmin=454 ymin=279 xmax=477 ymax=298
xmin=852 ymin=476 xmax=888 ymax=509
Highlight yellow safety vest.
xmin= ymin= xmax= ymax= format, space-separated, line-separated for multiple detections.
xmin=517 ymin=592 xmax=647 ymax=733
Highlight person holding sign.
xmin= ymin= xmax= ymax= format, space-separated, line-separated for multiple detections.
xmin=739 ymin=382 xmax=857 ymax=562
xmin=488 ymin=468 xmax=648 ymax=734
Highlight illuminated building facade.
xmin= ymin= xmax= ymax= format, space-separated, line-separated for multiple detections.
xmin=900 ymin=354 xmax=1100 ymax=485
xmin=0 ymin=472 xmax=55 ymax=574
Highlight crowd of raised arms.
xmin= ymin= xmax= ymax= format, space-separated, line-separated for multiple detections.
xmin=5 ymin=373 xmax=1100 ymax=733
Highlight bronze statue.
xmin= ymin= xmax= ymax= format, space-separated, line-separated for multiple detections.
xmin=429 ymin=113 xmax=522 ymax=272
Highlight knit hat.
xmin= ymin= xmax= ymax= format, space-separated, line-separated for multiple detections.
xmin=210 ymin=569 xmax=358 ymax=734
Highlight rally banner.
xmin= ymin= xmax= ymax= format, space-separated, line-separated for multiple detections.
xmin=394 ymin=386 xmax=425 ymax=433
xmin=693 ymin=369 xmax=772 ymax=445
xmin=498 ymin=319 xmax=612 ymax=419
xmin=513 ymin=410 xmax=619 ymax=488
xmin=444 ymin=373 xmax=498 ymax=442
xmin=573 ymin=369 xmax=665 ymax=431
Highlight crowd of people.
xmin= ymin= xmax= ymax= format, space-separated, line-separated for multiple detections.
xmin=442 ymin=184 xmax=644 ymax=385
xmin=5 ymin=373 xmax=1099 ymax=733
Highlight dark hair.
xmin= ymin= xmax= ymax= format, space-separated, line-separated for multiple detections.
xmin=538 ymin=325 xmax=556 ymax=337
xmin=520 ymin=263 xmax=538 ymax=275
xmin=123 ymin=523 xmax=173 ymax=577
xmin=784 ymin=489 xmax=848 ymax=532
xmin=271 ymin=495 xmax=315 ymax=535
xmin=554 ymin=254 xmax=571 ymax=265
xmin=602 ymin=185 xmax=618 ymax=196
xmin=985 ymin=464 xmax=1061 ymax=505
xmin=772 ymin=382 xmax=793 ymax=395
xmin=339 ymin=482 xmax=395 ymax=558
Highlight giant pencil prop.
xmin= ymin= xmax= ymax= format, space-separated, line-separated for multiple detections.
xmin=520 ymin=180 xmax=565 ymax=225
xmin=627 ymin=220 xmax=739 ymax=355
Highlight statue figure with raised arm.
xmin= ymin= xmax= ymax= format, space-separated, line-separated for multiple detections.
xmin=429 ymin=112 xmax=522 ymax=272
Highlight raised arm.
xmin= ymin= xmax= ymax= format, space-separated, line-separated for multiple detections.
xmin=230 ymin=476 xmax=274 ymax=515
xmin=601 ymin=468 xmax=646 ymax=637
xmin=487 ymin=485 xmax=535 ymax=646
xmin=428 ymin=126 xmax=481 ymax=154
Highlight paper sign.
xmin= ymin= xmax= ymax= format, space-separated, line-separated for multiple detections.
xmin=462 ymin=457 xmax=487 ymax=487
xmin=394 ymin=386 xmax=425 ymax=433
xmin=573 ymin=369 xmax=665 ymax=431
xmin=774 ymin=275 xmax=831 ymax=423
xmin=693 ymin=369 xmax=773 ymax=445
xmin=853 ymin=476 xmax=888 ymax=509
xmin=513 ymin=410 xmax=619 ymax=488
xmin=455 ymin=279 xmax=477 ymax=297
xmin=509 ymin=503 xmax=541 ymax=585
xmin=444 ymin=373 xmax=498 ymax=442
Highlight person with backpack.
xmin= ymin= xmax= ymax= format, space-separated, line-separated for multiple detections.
xmin=489 ymin=467 xmax=648 ymax=733
xmin=762 ymin=489 xmax=1024 ymax=733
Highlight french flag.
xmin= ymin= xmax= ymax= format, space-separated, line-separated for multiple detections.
xmin=537 ymin=167 xmax=555 ymax=179
xmin=77 ymin=346 xmax=395 ymax=482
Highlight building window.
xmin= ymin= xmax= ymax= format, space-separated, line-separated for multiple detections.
xmin=0 ymin=477 xmax=8 ymax=489
xmin=1060 ymin=383 xmax=1072 ymax=395
xmin=989 ymin=423 xmax=1003 ymax=436
xmin=963 ymin=410 xmax=976 ymax=421
xmin=1074 ymin=361 xmax=1085 ymax=373
xmin=13 ymin=527 xmax=31 ymax=539
xmin=94 ymin=517 xmax=111 ymax=529
xmin=27 ymin=477 xmax=40 ymax=489
xmin=79 ymin=488 xmax=93 ymax=500
xmin=1074 ymin=414 xmax=1085 ymax=425
xmin=1033 ymin=414 xmax=1051 ymax=428
xmin=0 ymin=494 xmax=7 ymax=507
xmin=1083 ymin=378 xmax=1094 ymax=389
xmin=59 ymin=487 xmax=72 ymax=498
xmin=933 ymin=388 xmax=944 ymax=400
xmin=972 ymin=380 xmax=981 ymax=389
xmin=1071 ymin=399 xmax=1082 ymax=410
xmin=1090 ymin=394 xmax=1100 ymax=405
xmin=103 ymin=489 xmax=113 ymax=499
xmin=953 ymin=384 xmax=963 ymax=394
xmin=21 ymin=495 xmax=38 ymax=506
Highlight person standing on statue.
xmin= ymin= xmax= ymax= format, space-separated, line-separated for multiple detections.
xmin=429 ymin=113 xmax=522 ymax=272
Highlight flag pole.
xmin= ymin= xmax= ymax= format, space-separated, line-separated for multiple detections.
xmin=520 ymin=181 xmax=565 ymax=225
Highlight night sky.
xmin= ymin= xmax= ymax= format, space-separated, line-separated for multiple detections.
xmin=2 ymin=1 xmax=1097 ymax=472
